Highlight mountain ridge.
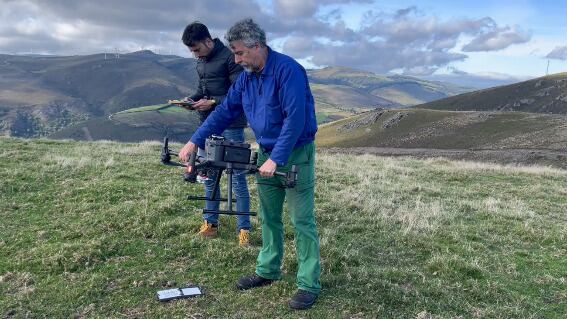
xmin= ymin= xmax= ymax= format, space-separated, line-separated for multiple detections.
xmin=416 ymin=73 xmax=567 ymax=114
xmin=317 ymin=108 xmax=567 ymax=151
xmin=0 ymin=52 xmax=472 ymax=139
xmin=0 ymin=51 xmax=198 ymax=137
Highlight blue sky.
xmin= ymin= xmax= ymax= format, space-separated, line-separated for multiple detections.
xmin=0 ymin=0 xmax=566 ymax=87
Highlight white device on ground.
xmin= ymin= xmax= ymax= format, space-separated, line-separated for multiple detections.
xmin=156 ymin=286 xmax=203 ymax=302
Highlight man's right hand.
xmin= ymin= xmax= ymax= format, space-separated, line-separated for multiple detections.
xmin=192 ymin=99 xmax=215 ymax=111
xmin=179 ymin=141 xmax=197 ymax=162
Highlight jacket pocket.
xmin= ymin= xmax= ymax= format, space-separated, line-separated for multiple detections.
xmin=265 ymin=97 xmax=283 ymax=124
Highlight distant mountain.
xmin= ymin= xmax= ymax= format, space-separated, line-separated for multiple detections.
xmin=307 ymin=67 xmax=471 ymax=108
xmin=421 ymin=72 xmax=531 ymax=90
xmin=0 ymin=53 xmax=472 ymax=140
xmin=416 ymin=73 xmax=567 ymax=114
xmin=50 ymin=104 xmax=201 ymax=143
xmin=0 ymin=51 xmax=198 ymax=137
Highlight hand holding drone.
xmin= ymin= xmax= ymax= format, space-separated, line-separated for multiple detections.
xmin=161 ymin=136 xmax=299 ymax=216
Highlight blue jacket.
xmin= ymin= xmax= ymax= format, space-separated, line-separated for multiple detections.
xmin=190 ymin=47 xmax=318 ymax=166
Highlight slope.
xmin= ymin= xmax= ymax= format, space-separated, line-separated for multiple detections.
xmin=317 ymin=108 xmax=567 ymax=149
xmin=0 ymin=54 xmax=472 ymax=139
xmin=49 ymin=104 xmax=201 ymax=143
xmin=308 ymin=67 xmax=471 ymax=108
xmin=0 ymin=51 xmax=197 ymax=137
xmin=416 ymin=72 xmax=567 ymax=114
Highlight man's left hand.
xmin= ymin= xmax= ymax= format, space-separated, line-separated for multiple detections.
xmin=259 ymin=158 xmax=277 ymax=178
xmin=193 ymin=99 xmax=215 ymax=111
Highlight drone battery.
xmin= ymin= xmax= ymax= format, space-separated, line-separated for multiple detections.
xmin=157 ymin=286 xmax=203 ymax=302
xmin=224 ymin=146 xmax=250 ymax=163
xmin=205 ymin=139 xmax=251 ymax=164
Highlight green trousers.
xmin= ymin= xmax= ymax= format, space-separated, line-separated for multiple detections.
xmin=255 ymin=142 xmax=321 ymax=294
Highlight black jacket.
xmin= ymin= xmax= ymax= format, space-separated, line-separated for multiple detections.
xmin=190 ymin=38 xmax=247 ymax=128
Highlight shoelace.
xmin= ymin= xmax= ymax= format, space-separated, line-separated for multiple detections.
xmin=239 ymin=231 xmax=250 ymax=244
xmin=199 ymin=222 xmax=212 ymax=233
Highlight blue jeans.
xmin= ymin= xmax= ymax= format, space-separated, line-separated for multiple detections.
xmin=201 ymin=128 xmax=251 ymax=231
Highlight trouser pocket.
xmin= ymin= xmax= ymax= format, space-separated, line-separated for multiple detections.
xmin=256 ymin=143 xmax=315 ymax=190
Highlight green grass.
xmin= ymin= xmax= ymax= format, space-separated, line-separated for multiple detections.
xmin=316 ymin=112 xmax=330 ymax=124
xmin=1 ymin=138 xmax=566 ymax=318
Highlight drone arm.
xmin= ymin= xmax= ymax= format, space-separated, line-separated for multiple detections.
xmin=164 ymin=161 xmax=187 ymax=168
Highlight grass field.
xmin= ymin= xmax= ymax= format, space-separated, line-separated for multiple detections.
xmin=1 ymin=138 xmax=566 ymax=318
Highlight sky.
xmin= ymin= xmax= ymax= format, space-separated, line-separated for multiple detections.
xmin=1 ymin=0 xmax=566 ymax=87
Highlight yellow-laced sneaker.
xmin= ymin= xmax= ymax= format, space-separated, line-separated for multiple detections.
xmin=238 ymin=229 xmax=250 ymax=247
xmin=198 ymin=221 xmax=218 ymax=237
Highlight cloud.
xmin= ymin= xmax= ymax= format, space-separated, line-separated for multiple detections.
xmin=283 ymin=34 xmax=467 ymax=75
xmin=360 ymin=7 xmax=493 ymax=46
xmin=0 ymin=0 xmax=271 ymax=55
xmin=13 ymin=0 xmax=261 ymax=30
xmin=279 ymin=6 xmax=522 ymax=74
xmin=273 ymin=0 xmax=371 ymax=18
xmin=274 ymin=0 xmax=320 ymax=18
xmin=423 ymin=67 xmax=532 ymax=89
xmin=546 ymin=46 xmax=567 ymax=60
xmin=0 ymin=1 xmax=533 ymax=75
xmin=462 ymin=26 xmax=531 ymax=52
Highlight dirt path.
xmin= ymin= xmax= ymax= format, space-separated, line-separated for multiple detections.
xmin=321 ymin=147 xmax=567 ymax=169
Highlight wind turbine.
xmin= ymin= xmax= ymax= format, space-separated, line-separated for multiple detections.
xmin=546 ymin=60 xmax=550 ymax=75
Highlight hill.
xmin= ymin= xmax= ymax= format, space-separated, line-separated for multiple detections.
xmin=308 ymin=67 xmax=471 ymax=108
xmin=316 ymin=108 xmax=567 ymax=168
xmin=317 ymin=108 xmax=567 ymax=150
xmin=0 ymin=51 xmax=198 ymax=138
xmin=0 ymin=53 xmax=470 ymax=140
xmin=1 ymin=138 xmax=565 ymax=317
xmin=416 ymin=72 xmax=567 ymax=114
xmin=49 ymin=104 xmax=201 ymax=143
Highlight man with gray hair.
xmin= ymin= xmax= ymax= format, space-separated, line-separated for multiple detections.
xmin=179 ymin=18 xmax=321 ymax=310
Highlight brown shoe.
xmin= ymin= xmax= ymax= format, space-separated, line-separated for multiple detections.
xmin=238 ymin=229 xmax=250 ymax=247
xmin=198 ymin=221 xmax=218 ymax=237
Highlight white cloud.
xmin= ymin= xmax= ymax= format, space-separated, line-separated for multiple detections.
xmin=14 ymin=18 xmax=43 ymax=35
xmin=463 ymin=26 xmax=531 ymax=52
xmin=0 ymin=0 xmax=537 ymax=75
xmin=423 ymin=67 xmax=532 ymax=89
xmin=546 ymin=46 xmax=567 ymax=61
xmin=53 ymin=22 xmax=86 ymax=41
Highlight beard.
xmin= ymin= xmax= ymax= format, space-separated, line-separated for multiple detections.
xmin=241 ymin=63 xmax=253 ymax=73
xmin=240 ymin=62 xmax=258 ymax=73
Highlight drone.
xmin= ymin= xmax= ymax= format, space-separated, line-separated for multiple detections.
xmin=161 ymin=136 xmax=299 ymax=216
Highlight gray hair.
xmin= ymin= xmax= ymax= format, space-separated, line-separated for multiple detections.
xmin=225 ymin=18 xmax=267 ymax=48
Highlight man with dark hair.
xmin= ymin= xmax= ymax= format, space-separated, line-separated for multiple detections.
xmin=179 ymin=18 xmax=321 ymax=310
xmin=181 ymin=22 xmax=251 ymax=247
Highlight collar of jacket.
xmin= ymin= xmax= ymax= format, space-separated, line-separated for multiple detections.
xmin=245 ymin=46 xmax=275 ymax=81
xmin=203 ymin=38 xmax=224 ymax=62
xmin=261 ymin=46 xmax=275 ymax=76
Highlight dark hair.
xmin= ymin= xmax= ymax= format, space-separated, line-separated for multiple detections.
xmin=182 ymin=22 xmax=212 ymax=47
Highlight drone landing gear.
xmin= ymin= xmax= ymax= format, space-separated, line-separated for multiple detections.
xmin=188 ymin=162 xmax=257 ymax=216
xmin=161 ymin=136 xmax=298 ymax=217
